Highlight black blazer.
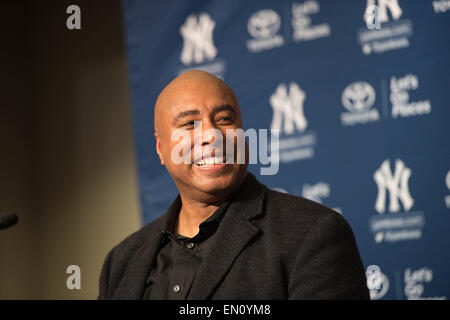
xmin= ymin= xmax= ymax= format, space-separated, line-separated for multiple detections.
xmin=98 ymin=173 xmax=369 ymax=299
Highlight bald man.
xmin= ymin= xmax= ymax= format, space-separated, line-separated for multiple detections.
xmin=98 ymin=71 xmax=369 ymax=300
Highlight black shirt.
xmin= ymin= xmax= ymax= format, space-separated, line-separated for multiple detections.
xmin=143 ymin=196 xmax=231 ymax=300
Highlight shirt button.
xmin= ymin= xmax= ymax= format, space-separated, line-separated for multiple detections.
xmin=173 ymin=285 xmax=181 ymax=293
xmin=186 ymin=242 xmax=195 ymax=249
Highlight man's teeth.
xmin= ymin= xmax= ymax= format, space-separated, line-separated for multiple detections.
xmin=196 ymin=157 xmax=224 ymax=166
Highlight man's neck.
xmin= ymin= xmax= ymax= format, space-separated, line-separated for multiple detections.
xmin=174 ymin=172 xmax=249 ymax=238
xmin=175 ymin=195 xmax=221 ymax=238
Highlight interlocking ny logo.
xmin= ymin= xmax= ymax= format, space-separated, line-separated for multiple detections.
xmin=374 ymin=159 xmax=414 ymax=214
xmin=180 ymin=13 xmax=217 ymax=65
xmin=270 ymin=82 xmax=307 ymax=135
xmin=364 ymin=0 xmax=403 ymax=26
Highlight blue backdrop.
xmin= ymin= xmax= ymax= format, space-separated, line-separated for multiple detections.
xmin=121 ymin=0 xmax=450 ymax=300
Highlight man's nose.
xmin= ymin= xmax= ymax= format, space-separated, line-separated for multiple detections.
xmin=200 ymin=119 xmax=219 ymax=145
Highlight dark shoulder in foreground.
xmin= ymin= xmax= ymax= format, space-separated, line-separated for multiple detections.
xmin=107 ymin=212 xmax=166 ymax=258
xmin=264 ymin=187 xmax=346 ymax=229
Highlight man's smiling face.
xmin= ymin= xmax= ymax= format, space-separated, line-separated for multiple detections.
xmin=154 ymin=71 xmax=248 ymax=203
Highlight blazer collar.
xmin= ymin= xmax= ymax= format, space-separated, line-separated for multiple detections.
xmin=188 ymin=173 xmax=267 ymax=299
xmin=113 ymin=172 xmax=266 ymax=299
xmin=112 ymin=201 xmax=174 ymax=299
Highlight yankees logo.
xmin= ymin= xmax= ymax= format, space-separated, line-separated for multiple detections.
xmin=374 ymin=159 xmax=414 ymax=214
xmin=270 ymin=82 xmax=307 ymax=135
xmin=180 ymin=13 xmax=217 ymax=65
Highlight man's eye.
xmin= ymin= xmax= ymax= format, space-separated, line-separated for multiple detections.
xmin=217 ymin=117 xmax=233 ymax=123
xmin=181 ymin=121 xmax=195 ymax=127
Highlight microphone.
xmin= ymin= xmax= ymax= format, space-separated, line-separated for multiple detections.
xmin=0 ymin=214 xmax=18 ymax=230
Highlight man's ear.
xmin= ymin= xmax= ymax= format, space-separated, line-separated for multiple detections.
xmin=154 ymin=132 xmax=165 ymax=166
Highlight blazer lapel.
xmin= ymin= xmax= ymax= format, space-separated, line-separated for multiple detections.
xmin=113 ymin=196 xmax=181 ymax=299
xmin=112 ymin=223 xmax=163 ymax=299
xmin=188 ymin=174 xmax=267 ymax=299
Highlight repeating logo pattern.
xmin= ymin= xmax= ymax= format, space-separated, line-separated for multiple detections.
xmin=374 ymin=159 xmax=413 ymax=214
xmin=340 ymin=74 xmax=431 ymax=127
xmin=270 ymin=82 xmax=307 ymax=135
xmin=433 ymin=0 xmax=450 ymax=13
xmin=364 ymin=0 xmax=403 ymax=26
xmin=246 ymin=9 xmax=285 ymax=53
xmin=370 ymin=159 xmax=425 ymax=244
xmin=269 ymin=82 xmax=316 ymax=163
xmin=404 ymin=267 xmax=447 ymax=300
xmin=179 ymin=12 xmax=225 ymax=78
xmin=246 ymin=2 xmax=332 ymax=53
xmin=123 ymin=1 xmax=450 ymax=300
xmin=340 ymin=81 xmax=380 ymax=126
xmin=366 ymin=265 xmax=390 ymax=300
xmin=292 ymin=1 xmax=331 ymax=42
xmin=180 ymin=13 xmax=217 ymax=65
xmin=358 ymin=0 xmax=413 ymax=55
xmin=390 ymin=74 xmax=432 ymax=118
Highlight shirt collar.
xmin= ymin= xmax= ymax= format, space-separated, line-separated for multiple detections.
xmin=161 ymin=196 xmax=230 ymax=243
xmin=160 ymin=173 xmax=248 ymax=242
